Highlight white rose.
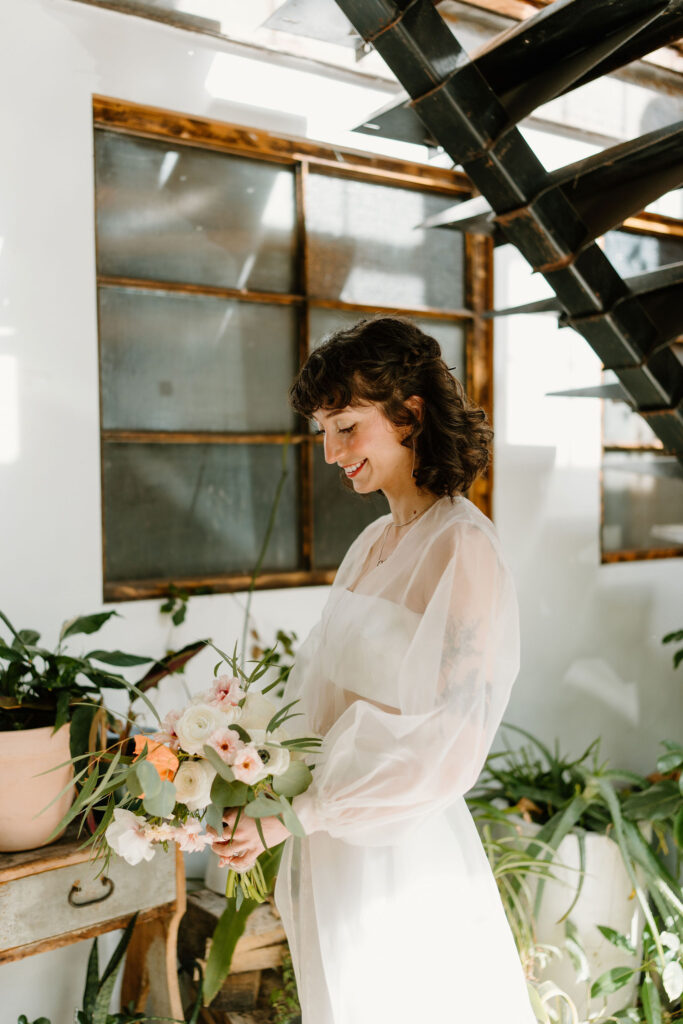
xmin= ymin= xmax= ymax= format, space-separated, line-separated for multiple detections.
xmin=173 ymin=759 xmax=216 ymax=811
xmin=105 ymin=808 xmax=155 ymax=866
xmin=249 ymin=728 xmax=291 ymax=778
xmin=175 ymin=703 xmax=231 ymax=755
xmin=239 ymin=693 xmax=278 ymax=732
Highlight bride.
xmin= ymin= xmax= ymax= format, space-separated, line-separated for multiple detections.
xmin=212 ymin=316 xmax=536 ymax=1023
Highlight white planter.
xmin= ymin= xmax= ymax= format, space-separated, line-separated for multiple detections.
xmin=527 ymin=826 xmax=645 ymax=1021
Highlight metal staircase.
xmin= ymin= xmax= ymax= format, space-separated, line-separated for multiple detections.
xmin=327 ymin=0 xmax=683 ymax=470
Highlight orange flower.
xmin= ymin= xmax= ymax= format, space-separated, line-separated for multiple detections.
xmin=133 ymin=735 xmax=179 ymax=783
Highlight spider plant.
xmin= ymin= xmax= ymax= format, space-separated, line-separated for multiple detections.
xmin=471 ymin=726 xmax=683 ymax=1018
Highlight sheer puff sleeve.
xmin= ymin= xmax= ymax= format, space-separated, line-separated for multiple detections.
xmin=292 ymin=519 xmax=521 ymax=847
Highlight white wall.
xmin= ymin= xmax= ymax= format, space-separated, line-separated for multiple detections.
xmin=1 ymin=2 xmax=681 ymax=1021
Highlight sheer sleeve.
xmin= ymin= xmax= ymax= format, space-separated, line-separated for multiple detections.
xmin=292 ymin=522 xmax=520 ymax=846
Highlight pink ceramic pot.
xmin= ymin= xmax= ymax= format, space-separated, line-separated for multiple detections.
xmin=0 ymin=722 xmax=75 ymax=852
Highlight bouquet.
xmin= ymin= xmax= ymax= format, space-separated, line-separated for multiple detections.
xmin=65 ymin=642 xmax=320 ymax=907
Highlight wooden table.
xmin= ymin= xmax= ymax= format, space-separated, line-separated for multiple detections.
xmin=0 ymin=827 xmax=186 ymax=1019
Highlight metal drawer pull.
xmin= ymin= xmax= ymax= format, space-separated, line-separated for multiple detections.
xmin=68 ymin=876 xmax=115 ymax=907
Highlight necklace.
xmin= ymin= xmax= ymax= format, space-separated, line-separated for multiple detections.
xmin=376 ymin=499 xmax=438 ymax=566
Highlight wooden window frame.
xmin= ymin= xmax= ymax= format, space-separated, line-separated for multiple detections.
xmin=93 ymin=95 xmax=493 ymax=601
xmin=599 ymin=215 xmax=683 ymax=565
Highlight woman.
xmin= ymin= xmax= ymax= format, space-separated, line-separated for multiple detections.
xmin=212 ymin=317 xmax=536 ymax=1023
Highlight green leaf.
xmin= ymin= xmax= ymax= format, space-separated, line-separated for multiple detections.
xmin=82 ymin=937 xmax=100 ymax=1014
xmin=590 ymin=967 xmax=634 ymax=998
xmin=210 ymin=775 xmax=249 ymax=808
xmin=204 ymin=803 xmax=224 ymax=836
xmin=278 ymin=796 xmax=305 ymax=838
xmin=44 ymin=765 xmax=99 ymax=841
xmin=92 ymin=914 xmax=139 ymax=1024
xmin=272 ymin=760 xmax=312 ymax=798
xmin=142 ymin=779 xmax=176 ymax=819
xmin=622 ymin=781 xmax=681 ymax=822
xmin=244 ymin=794 xmax=282 ymax=819
xmin=656 ymin=747 xmax=683 ymax=774
xmin=203 ymin=845 xmax=284 ymax=1005
xmin=60 ymin=612 xmax=119 ymax=641
xmin=86 ymin=650 xmax=153 ymax=667
xmin=596 ymin=925 xmax=636 ymax=954
xmin=126 ymin=772 xmax=143 ymax=799
xmin=641 ymin=975 xmax=662 ymax=1024
xmin=673 ymin=805 xmax=683 ymax=849
xmin=202 ymin=744 xmax=236 ymax=782
xmin=135 ymin=760 xmax=161 ymax=799
xmin=17 ymin=629 xmax=41 ymax=647
xmin=69 ymin=703 xmax=99 ymax=761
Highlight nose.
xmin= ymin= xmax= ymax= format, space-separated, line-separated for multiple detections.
xmin=323 ymin=432 xmax=345 ymax=465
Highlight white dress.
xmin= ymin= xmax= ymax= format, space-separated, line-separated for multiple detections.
xmin=274 ymin=494 xmax=536 ymax=1023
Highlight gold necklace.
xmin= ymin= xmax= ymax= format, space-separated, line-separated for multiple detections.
xmin=376 ymin=500 xmax=438 ymax=566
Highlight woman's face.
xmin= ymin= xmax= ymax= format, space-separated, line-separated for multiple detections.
xmin=312 ymin=401 xmax=412 ymax=495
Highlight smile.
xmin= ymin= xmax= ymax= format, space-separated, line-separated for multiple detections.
xmin=343 ymin=459 xmax=367 ymax=478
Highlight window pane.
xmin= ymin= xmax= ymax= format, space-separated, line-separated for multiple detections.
xmin=100 ymin=287 xmax=297 ymax=432
xmin=307 ymin=174 xmax=465 ymax=309
xmin=103 ymin=442 xmax=299 ymax=580
xmin=95 ymin=130 xmax=297 ymax=292
xmin=603 ymin=230 xmax=683 ymax=277
xmin=312 ymin=443 xmax=389 ymax=569
xmin=602 ymin=451 xmax=683 ymax=555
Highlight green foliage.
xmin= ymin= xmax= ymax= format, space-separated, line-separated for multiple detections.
xmin=662 ymin=629 xmax=683 ymax=672
xmin=0 ymin=609 xmax=204 ymax=745
xmin=160 ymin=585 xmax=190 ymax=627
xmin=203 ymin=845 xmax=285 ymax=1006
xmin=270 ymin=949 xmax=302 ymax=1024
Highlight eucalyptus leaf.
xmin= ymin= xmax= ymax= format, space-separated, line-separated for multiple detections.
xmin=203 ymin=744 xmax=236 ymax=782
xmin=135 ymin=760 xmax=162 ymax=800
xmin=244 ymin=794 xmax=281 ymax=819
xmin=142 ymin=780 xmax=176 ymax=819
xmin=204 ymin=802 xmax=224 ymax=837
xmin=278 ymin=796 xmax=305 ymax=838
xmin=210 ymin=775 xmax=248 ymax=808
xmin=272 ymin=760 xmax=312 ymax=798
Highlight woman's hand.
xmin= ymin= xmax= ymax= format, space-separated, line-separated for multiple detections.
xmin=209 ymin=809 xmax=291 ymax=870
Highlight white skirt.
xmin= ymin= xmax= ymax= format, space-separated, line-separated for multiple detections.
xmin=274 ymin=798 xmax=536 ymax=1024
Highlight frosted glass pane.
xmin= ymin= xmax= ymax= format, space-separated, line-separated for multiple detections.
xmin=99 ymin=287 xmax=297 ymax=432
xmin=602 ymin=398 xmax=661 ymax=448
xmin=312 ymin=443 xmax=389 ymax=569
xmin=603 ymin=230 xmax=683 ymax=277
xmin=307 ymin=174 xmax=465 ymax=309
xmin=602 ymin=451 xmax=683 ymax=554
xmin=103 ymin=443 xmax=299 ymax=580
xmin=95 ymin=131 xmax=296 ymax=292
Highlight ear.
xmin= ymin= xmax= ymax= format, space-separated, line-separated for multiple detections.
xmin=404 ymin=394 xmax=424 ymax=423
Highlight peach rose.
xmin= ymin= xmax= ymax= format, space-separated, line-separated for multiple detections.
xmin=133 ymin=734 xmax=180 ymax=783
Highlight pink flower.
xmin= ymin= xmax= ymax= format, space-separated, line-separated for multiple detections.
xmin=232 ymin=745 xmax=268 ymax=784
xmin=153 ymin=709 xmax=182 ymax=751
xmin=209 ymin=674 xmax=245 ymax=710
xmin=172 ymin=818 xmax=213 ymax=852
xmin=144 ymin=822 xmax=176 ymax=843
xmin=207 ymin=728 xmax=244 ymax=764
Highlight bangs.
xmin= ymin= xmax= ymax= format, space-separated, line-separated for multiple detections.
xmin=289 ymin=348 xmax=366 ymax=420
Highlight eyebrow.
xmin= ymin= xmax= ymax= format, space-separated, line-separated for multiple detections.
xmin=311 ymin=410 xmax=349 ymax=426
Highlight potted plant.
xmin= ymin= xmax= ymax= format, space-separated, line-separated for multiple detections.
xmin=469 ymin=726 xmax=683 ymax=1022
xmin=0 ymin=608 xmax=204 ymax=852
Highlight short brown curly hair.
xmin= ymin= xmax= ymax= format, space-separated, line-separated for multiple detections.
xmin=289 ymin=315 xmax=492 ymax=497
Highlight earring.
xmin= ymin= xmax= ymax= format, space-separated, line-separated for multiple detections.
xmin=411 ymin=440 xmax=416 ymax=478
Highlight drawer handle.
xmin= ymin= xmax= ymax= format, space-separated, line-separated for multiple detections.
xmin=68 ymin=876 xmax=115 ymax=907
